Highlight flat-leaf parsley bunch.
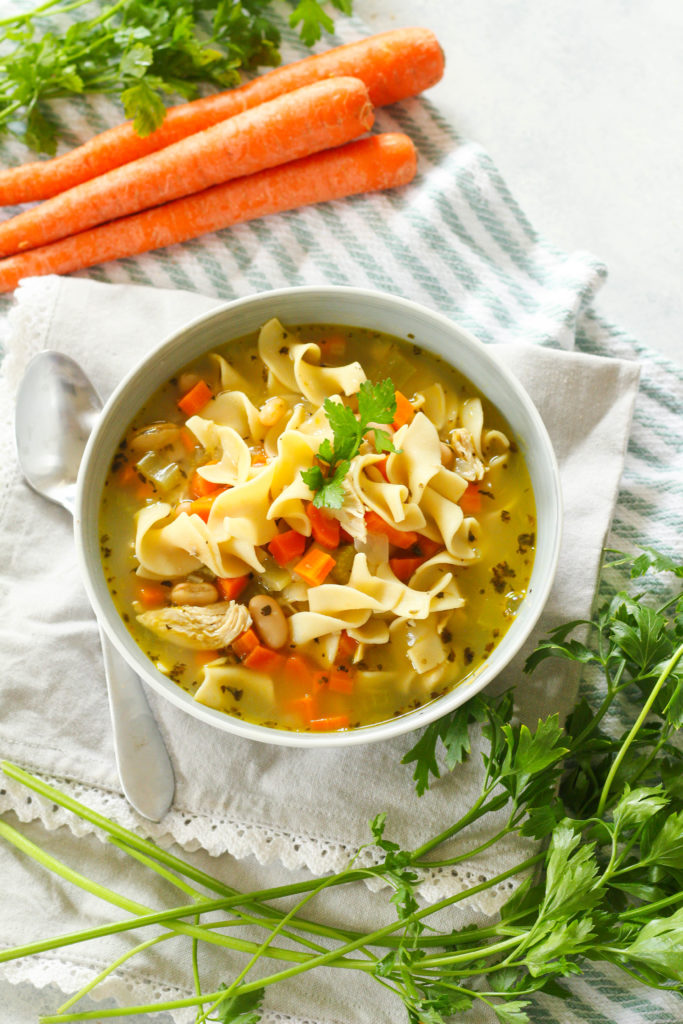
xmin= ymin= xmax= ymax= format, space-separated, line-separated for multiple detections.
xmin=1 ymin=547 xmax=682 ymax=1022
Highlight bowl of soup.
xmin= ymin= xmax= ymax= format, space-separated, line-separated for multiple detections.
xmin=75 ymin=286 xmax=561 ymax=747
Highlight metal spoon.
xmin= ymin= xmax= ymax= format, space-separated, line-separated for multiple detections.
xmin=14 ymin=350 xmax=175 ymax=821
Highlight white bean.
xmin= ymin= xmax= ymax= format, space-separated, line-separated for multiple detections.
xmin=248 ymin=594 xmax=289 ymax=650
xmin=440 ymin=441 xmax=455 ymax=469
xmin=171 ymin=581 xmax=219 ymax=606
xmin=178 ymin=372 xmax=201 ymax=395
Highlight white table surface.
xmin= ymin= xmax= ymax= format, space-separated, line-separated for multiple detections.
xmin=3 ymin=2 xmax=681 ymax=1022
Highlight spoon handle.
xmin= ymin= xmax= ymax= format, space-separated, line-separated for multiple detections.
xmin=99 ymin=626 xmax=175 ymax=821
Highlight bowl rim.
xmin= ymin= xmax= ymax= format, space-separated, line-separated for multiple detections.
xmin=75 ymin=285 xmax=563 ymax=748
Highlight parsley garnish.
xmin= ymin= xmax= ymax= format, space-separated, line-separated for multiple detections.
xmin=301 ymin=378 xmax=400 ymax=509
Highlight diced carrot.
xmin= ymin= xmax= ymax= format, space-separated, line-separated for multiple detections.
xmin=365 ymin=510 xmax=418 ymax=550
xmin=134 ymin=478 xmax=156 ymax=501
xmin=284 ymin=655 xmax=317 ymax=691
xmin=217 ymin=575 xmax=250 ymax=601
xmin=136 ymin=582 xmax=168 ymax=608
xmin=233 ymin=628 xmax=259 ymax=660
xmin=286 ymin=694 xmax=317 ymax=724
xmin=391 ymin=390 xmax=414 ymax=430
xmin=293 ymin=548 xmax=337 ymax=587
xmin=318 ymin=333 xmax=346 ymax=361
xmin=178 ymin=379 xmax=213 ymax=417
xmin=268 ymin=529 xmax=307 ymax=567
xmin=307 ymin=503 xmax=340 ymax=550
xmin=389 ymin=556 xmax=426 ymax=582
xmin=243 ymin=644 xmax=286 ymax=675
xmin=186 ymin=494 xmax=218 ymax=523
xmin=415 ymin=535 xmax=442 ymax=558
xmin=117 ymin=461 xmax=138 ymax=487
xmin=180 ymin=427 xmax=198 ymax=452
xmin=190 ymin=466 xmax=222 ymax=498
xmin=314 ymin=666 xmax=355 ymax=694
xmin=460 ymin=482 xmax=482 ymax=515
xmin=195 ymin=650 xmax=222 ymax=666
xmin=310 ymin=715 xmax=350 ymax=732
xmin=251 ymin=445 xmax=267 ymax=466
xmin=340 ymin=526 xmax=354 ymax=545
xmin=337 ymin=630 xmax=359 ymax=664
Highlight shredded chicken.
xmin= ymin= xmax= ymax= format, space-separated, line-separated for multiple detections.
xmin=449 ymin=428 xmax=484 ymax=481
xmin=137 ymin=601 xmax=251 ymax=651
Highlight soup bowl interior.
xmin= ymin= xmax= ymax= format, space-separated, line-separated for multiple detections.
xmin=75 ymin=287 xmax=562 ymax=747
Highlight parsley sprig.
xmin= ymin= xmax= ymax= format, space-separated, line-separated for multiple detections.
xmin=1 ymin=547 xmax=683 ymax=1022
xmin=0 ymin=0 xmax=353 ymax=153
xmin=301 ymin=378 xmax=400 ymax=509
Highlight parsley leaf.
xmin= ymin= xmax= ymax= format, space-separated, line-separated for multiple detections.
xmin=301 ymin=379 xmax=401 ymax=509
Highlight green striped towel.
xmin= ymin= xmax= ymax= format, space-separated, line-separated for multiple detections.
xmin=0 ymin=9 xmax=681 ymax=1024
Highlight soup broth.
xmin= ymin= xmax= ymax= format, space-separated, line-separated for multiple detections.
xmin=99 ymin=321 xmax=536 ymax=732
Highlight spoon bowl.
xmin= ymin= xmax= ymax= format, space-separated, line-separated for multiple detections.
xmin=14 ymin=350 xmax=175 ymax=821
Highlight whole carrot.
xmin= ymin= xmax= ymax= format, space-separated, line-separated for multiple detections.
xmin=0 ymin=134 xmax=416 ymax=292
xmin=0 ymin=28 xmax=442 ymax=206
xmin=0 ymin=76 xmax=374 ymax=258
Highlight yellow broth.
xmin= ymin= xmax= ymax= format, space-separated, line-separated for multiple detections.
xmin=99 ymin=323 xmax=536 ymax=732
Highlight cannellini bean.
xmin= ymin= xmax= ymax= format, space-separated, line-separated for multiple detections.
xmin=171 ymin=581 xmax=220 ymax=606
xmin=129 ymin=422 xmax=181 ymax=452
xmin=440 ymin=441 xmax=455 ymax=469
xmin=258 ymin=396 xmax=287 ymax=427
xmin=248 ymin=594 xmax=289 ymax=649
xmin=178 ymin=372 xmax=201 ymax=395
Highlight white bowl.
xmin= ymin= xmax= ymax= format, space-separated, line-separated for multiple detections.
xmin=75 ymin=286 xmax=562 ymax=747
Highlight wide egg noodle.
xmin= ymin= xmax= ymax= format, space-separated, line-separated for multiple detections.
xmin=386 ymin=412 xmax=442 ymax=502
xmin=207 ymin=462 xmax=278 ymax=546
xmin=161 ymin=513 xmax=262 ymax=577
xmin=202 ymin=390 xmax=266 ymax=443
xmin=462 ymin=397 xmax=485 ymax=459
xmin=194 ymin=661 xmax=275 ymax=717
xmin=258 ymin=318 xmax=366 ymax=405
xmin=209 ymin=353 xmax=250 ymax=393
xmin=347 ymin=452 xmax=425 ymax=531
xmin=184 ymin=416 xmax=251 ymax=487
xmin=412 ymin=383 xmax=446 ymax=431
xmin=135 ymin=503 xmax=202 ymax=579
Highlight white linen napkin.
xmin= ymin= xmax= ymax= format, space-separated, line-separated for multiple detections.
xmin=0 ymin=272 xmax=638 ymax=880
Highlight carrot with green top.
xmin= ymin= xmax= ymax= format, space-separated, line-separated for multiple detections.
xmin=0 ymin=77 xmax=374 ymax=258
xmin=0 ymin=28 xmax=441 ymax=205
xmin=0 ymin=134 xmax=417 ymax=293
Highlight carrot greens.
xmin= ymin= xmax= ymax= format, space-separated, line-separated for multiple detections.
xmin=1 ymin=547 xmax=683 ymax=1022
xmin=0 ymin=0 xmax=354 ymax=153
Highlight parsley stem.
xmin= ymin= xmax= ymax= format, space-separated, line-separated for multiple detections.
xmin=597 ymin=640 xmax=683 ymax=816
xmin=408 ymin=786 xmax=497 ymax=860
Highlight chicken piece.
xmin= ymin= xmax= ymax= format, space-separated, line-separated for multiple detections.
xmin=137 ymin=601 xmax=251 ymax=650
xmin=449 ymin=428 xmax=484 ymax=481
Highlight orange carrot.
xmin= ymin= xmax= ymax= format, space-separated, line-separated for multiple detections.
xmin=286 ymin=694 xmax=318 ymax=724
xmin=391 ymin=390 xmax=415 ymax=430
xmin=315 ymin=668 xmax=355 ymax=694
xmin=136 ymin=582 xmax=168 ymax=608
xmin=293 ymin=548 xmax=336 ymax=587
xmin=415 ymin=535 xmax=442 ymax=558
xmin=179 ymin=427 xmax=199 ymax=452
xmin=337 ymin=630 xmax=359 ymax=664
xmin=318 ymin=333 xmax=346 ymax=361
xmin=389 ymin=556 xmax=426 ymax=582
xmin=268 ymin=529 xmax=307 ymax=567
xmin=284 ymin=655 xmax=317 ymax=691
xmin=307 ymin=503 xmax=340 ymax=550
xmin=185 ymin=494 xmax=221 ymax=522
xmin=310 ymin=715 xmax=350 ymax=732
xmin=217 ymin=575 xmax=250 ymax=601
xmin=460 ymin=482 xmax=482 ymax=515
xmin=365 ymin=510 xmax=418 ymax=550
xmin=0 ymin=134 xmax=417 ymax=292
xmin=0 ymin=77 xmax=374 ymax=258
xmin=243 ymin=644 xmax=286 ymax=675
xmin=0 ymin=29 xmax=441 ymax=205
xmin=195 ymin=650 xmax=222 ymax=666
xmin=179 ymin=379 xmax=213 ymax=417
xmin=232 ymin=628 xmax=260 ymax=660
